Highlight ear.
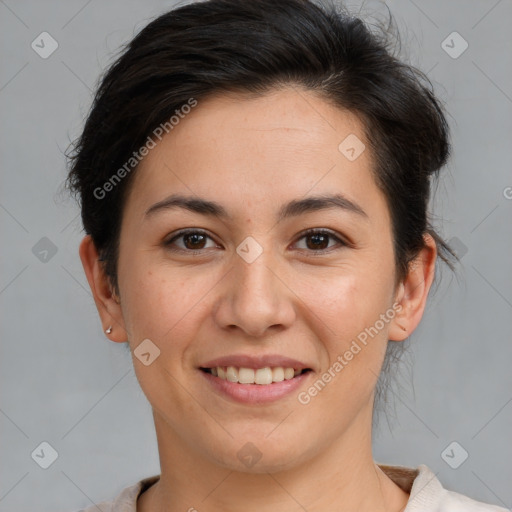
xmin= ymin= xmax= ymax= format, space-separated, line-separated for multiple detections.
xmin=388 ymin=233 xmax=437 ymax=341
xmin=79 ymin=235 xmax=128 ymax=343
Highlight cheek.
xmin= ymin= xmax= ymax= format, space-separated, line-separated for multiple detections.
xmin=292 ymin=264 xmax=393 ymax=397
xmin=120 ymin=265 xmax=209 ymax=409
xmin=120 ymin=260 xmax=222 ymax=353
xmin=294 ymin=266 xmax=392 ymax=343
xmin=124 ymin=271 xmax=188 ymax=338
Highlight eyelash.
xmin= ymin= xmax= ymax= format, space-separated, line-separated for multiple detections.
xmin=164 ymin=228 xmax=347 ymax=255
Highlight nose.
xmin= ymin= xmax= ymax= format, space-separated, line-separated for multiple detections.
xmin=212 ymin=245 xmax=296 ymax=338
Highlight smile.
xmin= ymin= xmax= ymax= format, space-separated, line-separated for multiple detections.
xmin=201 ymin=366 xmax=311 ymax=385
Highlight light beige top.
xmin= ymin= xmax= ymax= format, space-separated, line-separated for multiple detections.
xmin=74 ymin=464 xmax=508 ymax=511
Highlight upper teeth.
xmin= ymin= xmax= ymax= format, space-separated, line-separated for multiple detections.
xmin=211 ymin=366 xmax=302 ymax=385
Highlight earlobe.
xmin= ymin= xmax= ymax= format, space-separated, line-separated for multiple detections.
xmin=78 ymin=235 xmax=128 ymax=343
xmin=388 ymin=234 xmax=437 ymax=341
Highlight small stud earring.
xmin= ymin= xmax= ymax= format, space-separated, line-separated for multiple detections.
xmin=105 ymin=326 xmax=112 ymax=334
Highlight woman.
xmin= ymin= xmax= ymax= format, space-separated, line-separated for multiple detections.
xmin=66 ymin=0 xmax=506 ymax=510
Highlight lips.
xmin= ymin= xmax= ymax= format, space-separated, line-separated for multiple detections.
xmin=202 ymin=366 xmax=310 ymax=385
xmin=200 ymin=367 xmax=311 ymax=404
xmin=199 ymin=355 xmax=313 ymax=386
xmin=201 ymin=354 xmax=311 ymax=371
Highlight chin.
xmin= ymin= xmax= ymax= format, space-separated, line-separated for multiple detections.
xmin=207 ymin=437 xmax=311 ymax=474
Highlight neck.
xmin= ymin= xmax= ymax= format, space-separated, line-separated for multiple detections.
xmin=138 ymin=405 xmax=409 ymax=512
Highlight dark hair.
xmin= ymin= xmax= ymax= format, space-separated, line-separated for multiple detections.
xmin=66 ymin=0 xmax=456 ymax=296
xmin=65 ymin=0 xmax=458 ymax=428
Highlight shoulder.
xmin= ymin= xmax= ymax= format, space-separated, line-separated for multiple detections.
xmin=71 ymin=474 xmax=160 ymax=512
xmin=438 ymin=489 xmax=509 ymax=512
xmin=379 ymin=463 xmax=508 ymax=512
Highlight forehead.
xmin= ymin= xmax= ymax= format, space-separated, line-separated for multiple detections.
xmin=124 ymin=87 xmax=388 ymax=225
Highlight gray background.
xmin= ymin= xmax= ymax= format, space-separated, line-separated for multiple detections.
xmin=0 ymin=0 xmax=511 ymax=510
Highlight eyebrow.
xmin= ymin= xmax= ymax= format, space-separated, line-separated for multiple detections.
xmin=144 ymin=193 xmax=368 ymax=221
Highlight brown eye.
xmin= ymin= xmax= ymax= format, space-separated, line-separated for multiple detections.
xmin=183 ymin=232 xmax=207 ymax=250
xmin=294 ymin=229 xmax=345 ymax=252
xmin=165 ymin=230 xmax=218 ymax=252
xmin=305 ymin=232 xmax=330 ymax=250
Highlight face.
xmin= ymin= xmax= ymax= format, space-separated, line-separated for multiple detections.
xmin=84 ymin=87 xmax=431 ymax=473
